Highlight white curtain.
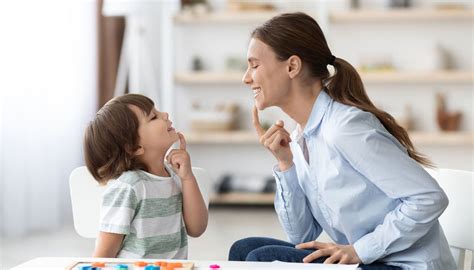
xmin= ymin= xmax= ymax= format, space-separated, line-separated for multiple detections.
xmin=0 ymin=0 xmax=97 ymax=237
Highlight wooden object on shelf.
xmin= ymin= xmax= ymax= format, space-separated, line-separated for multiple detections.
xmin=227 ymin=0 xmax=275 ymax=12
xmin=436 ymin=93 xmax=462 ymax=131
xmin=174 ymin=11 xmax=282 ymax=24
xmin=210 ymin=192 xmax=274 ymax=205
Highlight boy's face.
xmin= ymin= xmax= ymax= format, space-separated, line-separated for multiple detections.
xmin=129 ymin=105 xmax=178 ymax=155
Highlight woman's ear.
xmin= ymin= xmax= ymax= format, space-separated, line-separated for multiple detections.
xmin=287 ymin=55 xmax=302 ymax=79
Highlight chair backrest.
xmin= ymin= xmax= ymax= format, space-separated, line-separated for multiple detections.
xmin=436 ymin=168 xmax=474 ymax=251
xmin=69 ymin=166 xmax=211 ymax=238
xmin=426 ymin=167 xmax=473 ymax=270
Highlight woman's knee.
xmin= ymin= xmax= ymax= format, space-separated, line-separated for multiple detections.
xmin=228 ymin=237 xmax=261 ymax=261
xmin=245 ymin=246 xmax=269 ymax=261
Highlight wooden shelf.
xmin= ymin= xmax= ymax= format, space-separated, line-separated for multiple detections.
xmin=175 ymin=72 xmax=244 ymax=84
xmin=330 ymin=9 xmax=474 ymax=23
xmin=187 ymin=131 xmax=258 ymax=144
xmin=410 ymin=132 xmax=474 ymax=146
xmin=175 ymin=71 xmax=474 ymax=85
xmin=210 ymin=192 xmax=274 ymax=205
xmin=186 ymin=131 xmax=474 ymax=146
xmin=174 ymin=11 xmax=283 ymax=24
xmin=360 ymin=70 xmax=474 ymax=84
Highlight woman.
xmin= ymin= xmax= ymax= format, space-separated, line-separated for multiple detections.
xmin=229 ymin=12 xmax=456 ymax=270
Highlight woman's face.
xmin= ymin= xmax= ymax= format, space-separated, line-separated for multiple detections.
xmin=243 ymin=38 xmax=291 ymax=110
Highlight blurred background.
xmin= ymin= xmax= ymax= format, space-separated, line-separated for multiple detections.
xmin=1 ymin=0 xmax=473 ymax=269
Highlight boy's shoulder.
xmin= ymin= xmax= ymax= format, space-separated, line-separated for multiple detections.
xmin=113 ymin=170 xmax=149 ymax=187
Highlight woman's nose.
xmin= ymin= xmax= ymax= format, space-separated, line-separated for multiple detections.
xmin=163 ymin=112 xmax=169 ymax=119
xmin=242 ymin=68 xmax=252 ymax=85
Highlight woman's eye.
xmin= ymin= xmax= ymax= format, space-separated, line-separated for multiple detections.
xmin=151 ymin=115 xmax=157 ymax=120
xmin=252 ymin=65 xmax=259 ymax=69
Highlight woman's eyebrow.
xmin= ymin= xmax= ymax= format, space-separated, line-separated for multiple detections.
xmin=247 ymin=57 xmax=259 ymax=62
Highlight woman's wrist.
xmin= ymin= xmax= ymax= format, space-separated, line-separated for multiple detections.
xmin=278 ymin=160 xmax=294 ymax=171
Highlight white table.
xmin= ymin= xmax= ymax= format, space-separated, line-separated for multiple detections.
xmin=12 ymin=257 xmax=359 ymax=270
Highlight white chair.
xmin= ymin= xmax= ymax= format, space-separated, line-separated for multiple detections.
xmin=426 ymin=168 xmax=474 ymax=270
xmin=69 ymin=166 xmax=211 ymax=238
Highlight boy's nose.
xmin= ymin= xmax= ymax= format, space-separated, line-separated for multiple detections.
xmin=163 ymin=112 xmax=169 ymax=119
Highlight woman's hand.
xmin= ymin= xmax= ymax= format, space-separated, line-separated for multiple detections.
xmin=296 ymin=241 xmax=362 ymax=264
xmin=166 ymin=132 xmax=194 ymax=181
xmin=253 ymin=106 xmax=293 ymax=171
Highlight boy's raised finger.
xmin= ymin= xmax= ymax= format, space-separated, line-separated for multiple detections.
xmin=178 ymin=132 xmax=186 ymax=150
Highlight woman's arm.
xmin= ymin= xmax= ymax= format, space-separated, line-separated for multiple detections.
xmin=93 ymin=232 xmax=124 ymax=258
xmin=274 ymin=164 xmax=323 ymax=244
xmin=253 ymin=107 xmax=322 ymax=244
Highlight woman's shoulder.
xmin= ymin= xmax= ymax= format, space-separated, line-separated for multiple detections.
xmin=322 ymin=101 xmax=380 ymax=141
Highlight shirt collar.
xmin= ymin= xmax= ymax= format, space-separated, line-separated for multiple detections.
xmin=302 ymin=89 xmax=331 ymax=136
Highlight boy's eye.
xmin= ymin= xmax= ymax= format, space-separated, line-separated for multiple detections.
xmin=151 ymin=115 xmax=157 ymax=120
xmin=252 ymin=65 xmax=259 ymax=69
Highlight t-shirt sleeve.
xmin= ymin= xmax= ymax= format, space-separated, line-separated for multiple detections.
xmin=99 ymin=182 xmax=139 ymax=235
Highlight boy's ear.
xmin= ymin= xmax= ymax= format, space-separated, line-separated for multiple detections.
xmin=126 ymin=144 xmax=144 ymax=156
xmin=287 ymin=55 xmax=302 ymax=79
xmin=133 ymin=145 xmax=144 ymax=156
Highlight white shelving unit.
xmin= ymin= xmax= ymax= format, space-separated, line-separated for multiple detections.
xmin=173 ymin=5 xmax=474 ymax=205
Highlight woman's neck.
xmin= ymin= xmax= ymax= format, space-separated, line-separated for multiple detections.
xmin=280 ymin=80 xmax=323 ymax=129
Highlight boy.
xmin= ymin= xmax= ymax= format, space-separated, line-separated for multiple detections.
xmin=83 ymin=94 xmax=208 ymax=258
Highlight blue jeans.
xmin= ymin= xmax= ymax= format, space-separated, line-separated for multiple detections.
xmin=229 ymin=237 xmax=401 ymax=270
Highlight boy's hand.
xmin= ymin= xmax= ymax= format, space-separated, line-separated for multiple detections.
xmin=166 ymin=132 xmax=194 ymax=181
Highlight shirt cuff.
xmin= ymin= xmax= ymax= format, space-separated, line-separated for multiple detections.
xmin=353 ymin=232 xmax=384 ymax=264
xmin=99 ymin=223 xmax=130 ymax=235
xmin=273 ymin=164 xmax=300 ymax=193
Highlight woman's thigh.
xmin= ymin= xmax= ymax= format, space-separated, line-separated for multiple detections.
xmin=228 ymin=237 xmax=296 ymax=261
xmin=229 ymin=236 xmax=325 ymax=263
xmin=229 ymin=237 xmax=400 ymax=270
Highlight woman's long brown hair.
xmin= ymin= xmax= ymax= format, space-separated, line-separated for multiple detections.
xmin=252 ymin=12 xmax=433 ymax=167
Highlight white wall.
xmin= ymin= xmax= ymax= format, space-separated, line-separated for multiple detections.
xmin=0 ymin=0 xmax=97 ymax=237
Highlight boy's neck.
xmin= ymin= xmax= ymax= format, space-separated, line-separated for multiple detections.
xmin=147 ymin=163 xmax=170 ymax=177
xmin=141 ymin=153 xmax=170 ymax=177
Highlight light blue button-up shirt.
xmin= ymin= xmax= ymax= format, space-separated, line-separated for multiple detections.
xmin=273 ymin=90 xmax=456 ymax=270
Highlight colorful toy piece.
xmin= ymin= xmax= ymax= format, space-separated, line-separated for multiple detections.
xmin=209 ymin=264 xmax=220 ymax=269
xmin=115 ymin=264 xmax=128 ymax=269
xmin=91 ymin=262 xmax=105 ymax=267
xmin=134 ymin=261 xmax=149 ymax=267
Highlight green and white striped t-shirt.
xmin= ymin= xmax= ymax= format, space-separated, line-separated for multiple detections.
xmin=99 ymin=165 xmax=187 ymax=259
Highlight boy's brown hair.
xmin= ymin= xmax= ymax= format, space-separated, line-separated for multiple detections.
xmin=83 ymin=94 xmax=155 ymax=184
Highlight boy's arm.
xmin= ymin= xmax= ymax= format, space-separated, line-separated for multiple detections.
xmin=167 ymin=132 xmax=208 ymax=237
xmin=181 ymin=174 xmax=208 ymax=237
xmin=93 ymin=232 xmax=124 ymax=258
